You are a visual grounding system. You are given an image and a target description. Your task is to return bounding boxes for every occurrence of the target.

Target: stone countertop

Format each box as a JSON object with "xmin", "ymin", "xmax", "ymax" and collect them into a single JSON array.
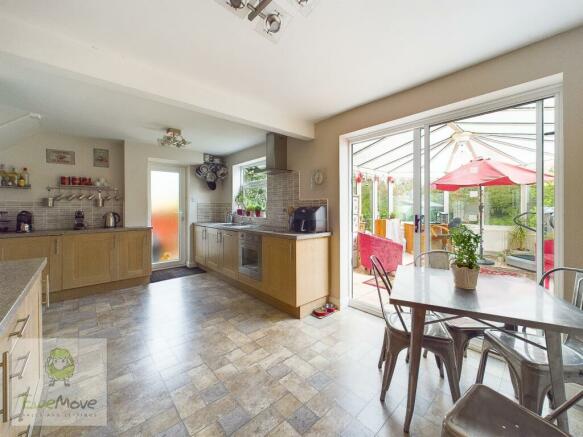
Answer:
[
  {"xmin": 0, "ymin": 258, "xmax": 46, "ymax": 332},
  {"xmin": 0, "ymin": 226, "xmax": 152, "ymax": 239},
  {"xmin": 197, "ymin": 223, "xmax": 332, "ymax": 240}
]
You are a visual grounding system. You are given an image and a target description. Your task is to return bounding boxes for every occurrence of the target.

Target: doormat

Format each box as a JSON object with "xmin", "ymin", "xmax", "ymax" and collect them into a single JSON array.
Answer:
[{"xmin": 150, "ymin": 266, "xmax": 206, "ymax": 283}]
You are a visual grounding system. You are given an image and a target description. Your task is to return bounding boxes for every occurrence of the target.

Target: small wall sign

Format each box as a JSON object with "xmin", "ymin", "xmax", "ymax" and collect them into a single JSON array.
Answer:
[
  {"xmin": 93, "ymin": 148, "xmax": 110, "ymax": 168},
  {"xmin": 46, "ymin": 149, "xmax": 75, "ymax": 165}
]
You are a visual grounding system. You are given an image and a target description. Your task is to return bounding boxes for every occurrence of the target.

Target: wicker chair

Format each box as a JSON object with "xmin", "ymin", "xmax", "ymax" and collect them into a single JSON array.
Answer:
[
  {"xmin": 371, "ymin": 255, "xmax": 461, "ymax": 403},
  {"xmin": 442, "ymin": 384, "xmax": 583, "ymax": 437},
  {"xmin": 476, "ymin": 267, "xmax": 583, "ymax": 414}
]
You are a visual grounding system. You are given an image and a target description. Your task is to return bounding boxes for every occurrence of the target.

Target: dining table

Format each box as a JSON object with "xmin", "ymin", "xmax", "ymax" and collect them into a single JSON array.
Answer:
[{"xmin": 390, "ymin": 264, "xmax": 583, "ymax": 433}]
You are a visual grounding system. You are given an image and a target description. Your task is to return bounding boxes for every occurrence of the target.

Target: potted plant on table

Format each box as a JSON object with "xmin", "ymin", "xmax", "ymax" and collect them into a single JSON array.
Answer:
[
  {"xmin": 235, "ymin": 188, "xmax": 245, "ymax": 215},
  {"xmin": 254, "ymin": 206, "xmax": 262, "ymax": 217},
  {"xmin": 450, "ymin": 225, "xmax": 481, "ymax": 290}
]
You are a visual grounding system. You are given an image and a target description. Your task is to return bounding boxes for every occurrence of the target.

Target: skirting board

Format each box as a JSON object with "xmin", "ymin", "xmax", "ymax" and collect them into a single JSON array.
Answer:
[{"xmin": 49, "ymin": 276, "xmax": 150, "ymax": 302}]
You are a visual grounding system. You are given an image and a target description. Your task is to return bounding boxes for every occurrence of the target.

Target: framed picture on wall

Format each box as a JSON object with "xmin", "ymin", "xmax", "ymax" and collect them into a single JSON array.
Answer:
[
  {"xmin": 46, "ymin": 149, "xmax": 75, "ymax": 165},
  {"xmin": 93, "ymin": 148, "xmax": 109, "ymax": 168}
]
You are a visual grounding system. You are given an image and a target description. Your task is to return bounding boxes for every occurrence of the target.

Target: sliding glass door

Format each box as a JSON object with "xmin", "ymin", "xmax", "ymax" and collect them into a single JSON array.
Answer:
[
  {"xmin": 149, "ymin": 164, "xmax": 186, "ymax": 269},
  {"xmin": 349, "ymin": 92, "xmax": 560, "ymax": 314}
]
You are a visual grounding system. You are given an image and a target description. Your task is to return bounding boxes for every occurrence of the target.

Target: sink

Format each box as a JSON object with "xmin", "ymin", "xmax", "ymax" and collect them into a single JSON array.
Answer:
[{"xmin": 214, "ymin": 223, "xmax": 256, "ymax": 229}]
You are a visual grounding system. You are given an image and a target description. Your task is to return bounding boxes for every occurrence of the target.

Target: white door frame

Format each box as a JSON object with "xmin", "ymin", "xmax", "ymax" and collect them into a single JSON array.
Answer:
[
  {"xmin": 340, "ymin": 75, "xmax": 564, "ymax": 311},
  {"xmin": 148, "ymin": 163, "xmax": 187, "ymax": 270}
]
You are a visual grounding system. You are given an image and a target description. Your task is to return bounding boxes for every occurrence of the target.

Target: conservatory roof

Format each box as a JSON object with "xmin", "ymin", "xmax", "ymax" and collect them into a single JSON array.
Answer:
[{"xmin": 352, "ymin": 100, "xmax": 555, "ymax": 179}]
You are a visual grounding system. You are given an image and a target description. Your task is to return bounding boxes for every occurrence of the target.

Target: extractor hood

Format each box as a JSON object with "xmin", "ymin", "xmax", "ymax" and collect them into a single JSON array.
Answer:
[{"xmin": 263, "ymin": 132, "xmax": 290, "ymax": 174}]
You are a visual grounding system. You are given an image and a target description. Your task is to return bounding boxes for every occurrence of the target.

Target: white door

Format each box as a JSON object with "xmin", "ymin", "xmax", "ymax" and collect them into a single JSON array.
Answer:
[{"xmin": 149, "ymin": 164, "xmax": 186, "ymax": 269}]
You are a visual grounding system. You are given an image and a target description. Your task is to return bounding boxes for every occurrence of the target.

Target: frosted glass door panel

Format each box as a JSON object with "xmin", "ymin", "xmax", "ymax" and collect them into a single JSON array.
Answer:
[{"xmin": 150, "ymin": 170, "xmax": 181, "ymax": 264}]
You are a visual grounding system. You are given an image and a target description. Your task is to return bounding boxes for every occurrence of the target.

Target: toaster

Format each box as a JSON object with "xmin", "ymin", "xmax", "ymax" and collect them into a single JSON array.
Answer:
[{"xmin": 291, "ymin": 206, "xmax": 327, "ymax": 233}]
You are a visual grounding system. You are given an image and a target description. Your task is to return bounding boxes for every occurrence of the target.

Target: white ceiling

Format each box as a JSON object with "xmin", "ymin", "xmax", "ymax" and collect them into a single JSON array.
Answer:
[
  {"xmin": 0, "ymin": 0, "xmax": 582, "ymax": 149},
  {"xmin": 0, "ymin": 54, "xmax": 267, "ymax": 154}
]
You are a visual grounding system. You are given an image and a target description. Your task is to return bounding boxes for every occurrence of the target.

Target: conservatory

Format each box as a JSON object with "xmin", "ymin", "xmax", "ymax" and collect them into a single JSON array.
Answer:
[{"xmin": 351, "ymin": 99, "xmax": 556, "ymax": 309}]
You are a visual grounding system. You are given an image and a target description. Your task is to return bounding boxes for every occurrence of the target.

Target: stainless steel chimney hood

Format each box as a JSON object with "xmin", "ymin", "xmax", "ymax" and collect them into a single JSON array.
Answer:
[{"xmin": 263, "ymin": 132, "xmax": 290, "ymax": 174}]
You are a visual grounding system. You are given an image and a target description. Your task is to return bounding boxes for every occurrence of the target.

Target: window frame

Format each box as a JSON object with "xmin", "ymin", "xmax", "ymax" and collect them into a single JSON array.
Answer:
[{"xmin": 233, "ymin": 157, "xmax": 267, "ymax": 213}]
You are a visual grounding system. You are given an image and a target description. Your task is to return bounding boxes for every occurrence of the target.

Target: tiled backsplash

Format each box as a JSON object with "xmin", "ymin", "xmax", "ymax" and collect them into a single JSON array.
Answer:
[
  {"xmin": 0, "ymin": 199, "xmax": 123, "ymax": 231},
  {"xmin": 197, "ymin": 172, "xmax": 328, "ymax": 232}
]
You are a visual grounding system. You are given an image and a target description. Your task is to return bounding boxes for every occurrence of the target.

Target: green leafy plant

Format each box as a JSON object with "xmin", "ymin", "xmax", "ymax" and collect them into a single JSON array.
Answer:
[
  {"xmin": 234, "ymin": 188, "xmax": 245, "ymax": 208},
  {"xmin": 389, "ymin": 212, "xmax": 397, "ymax": 220},
  {"xmin": 509, "ymin": 225, "xmax": 527, "ymax": 251},
  {"xmin": 450, "ymin": 225, "xmax": 481, "ymax": 270}
]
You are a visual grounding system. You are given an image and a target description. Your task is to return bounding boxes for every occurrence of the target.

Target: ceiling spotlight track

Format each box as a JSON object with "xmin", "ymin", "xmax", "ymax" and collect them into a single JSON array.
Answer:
[
  {"xmin": 247, "ymin": 0, "xmax": 273, "ymax": 21},
  {"xmin": 220, "ymin": 0, "xmax": 318, "ymax": 40}
]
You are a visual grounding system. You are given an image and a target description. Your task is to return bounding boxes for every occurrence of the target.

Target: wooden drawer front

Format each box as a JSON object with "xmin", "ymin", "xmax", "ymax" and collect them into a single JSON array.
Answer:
[
  {"xmin": 62, "ymin": 234, "xmax": 115, "ymax": 289},
  {"xmin": 262, "ymin": 237, "xmax": 296, "ymax": 306}
]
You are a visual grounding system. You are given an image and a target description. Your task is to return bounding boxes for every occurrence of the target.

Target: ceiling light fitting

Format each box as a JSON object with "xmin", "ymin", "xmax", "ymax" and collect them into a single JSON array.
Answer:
[
  {"xmin": 219, "ymin": 0, "xmax": 318, "ymax": 40},
  {"xmin": 158, "ymin": 128, "xmax": 190, "ymax": 148}
]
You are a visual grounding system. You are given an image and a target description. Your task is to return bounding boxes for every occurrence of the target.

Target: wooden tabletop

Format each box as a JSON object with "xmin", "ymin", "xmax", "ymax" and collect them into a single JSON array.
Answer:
[{"xmin": 390, "ymin": 265, "xmax": 583, "ymax": 334}]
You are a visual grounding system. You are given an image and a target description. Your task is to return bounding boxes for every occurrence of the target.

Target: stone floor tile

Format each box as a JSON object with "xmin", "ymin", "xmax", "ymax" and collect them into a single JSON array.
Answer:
[
  {"xmin": 201, "ymin": 382, "xmax": 230, "ymax": 405},
  {"xmin": 308, "ymin": 371, "xmax": 333, "ymax": 391},
  {"xmin": 279, "ymin": 372, "xmax": 318, "ymax": 403},
  {"xmin": 233, "ymin": 407, "xmax": 282, "ymax": 437},
  {"xmin": 266, "ymin": 421, "xmax": 301, "ymax": 437},
  {"xmin": 287, "ymin": 405, "xmax": 320, "ymax": 434},
  {"xmin": 218, "ymin": 406, "xmax": 251, "ymax": 435},
  {"xmin": 273, "ymin": 393, "xmax": 303, "ymax": 419}
]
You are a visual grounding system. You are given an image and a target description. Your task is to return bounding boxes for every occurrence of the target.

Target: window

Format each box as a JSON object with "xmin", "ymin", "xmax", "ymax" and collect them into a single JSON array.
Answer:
[{"xmin": 234, "ymin": 158, "xmax": 267, "ymax": 213}]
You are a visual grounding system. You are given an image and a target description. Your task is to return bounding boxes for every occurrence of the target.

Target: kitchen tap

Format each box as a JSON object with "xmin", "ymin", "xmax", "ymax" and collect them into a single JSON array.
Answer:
[{"xmin": 225, "ymin": 211, "xmax": 234, "ymax": 224}]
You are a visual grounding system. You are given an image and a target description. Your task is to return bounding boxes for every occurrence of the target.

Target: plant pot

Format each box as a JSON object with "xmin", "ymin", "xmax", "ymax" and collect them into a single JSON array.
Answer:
[
  {"xmin": 255, "ymin": 210, "xmax": 261, "ymax": 217},
  {"xmin": 236, "ymin": 209, "xmax": 243, "ymax": 216},
  {"xmin": 245, "ymin": 210, "xmax": 251, "ymax": 216},
  {"xmin": 451, "ymin": 263, "xmax": 480, "ymax": 290}
]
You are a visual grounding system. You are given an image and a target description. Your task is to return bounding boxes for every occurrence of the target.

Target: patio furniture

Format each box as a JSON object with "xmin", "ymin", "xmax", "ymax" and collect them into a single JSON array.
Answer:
[
  {"xmin": 390, "ymin": 264, "xmax": 583, "ymax": 433},
  {"xmin": 414, "ymin": 250, "xmax": 506, "ymax": 378},
  {"xmin": 476, "ymin": 267, "xmax": 583, "ymax": 415},
  {"xmin": 441, "ymin": 384, "xmax": 583, "ymax": 437},
  {"xmin": 371, "ymin": 256, "xmax": 461, "ymax": 404},
  {"xmin": 358, "ymin": 232, "xmax": 403, "ymax": 274}
]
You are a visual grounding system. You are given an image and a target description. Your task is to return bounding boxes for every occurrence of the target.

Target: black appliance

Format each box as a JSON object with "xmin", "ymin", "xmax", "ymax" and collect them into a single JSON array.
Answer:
[
  {"xmin": 74, "ymin": 210, "xmax": 87, "ymax": 230},
  {"xmin": 16, "ymin": 210, "xmax": 33, "ymax": 233},
  {"xmin": 291, "ymin": 206, "xmax": 327, "ymax": 233}
]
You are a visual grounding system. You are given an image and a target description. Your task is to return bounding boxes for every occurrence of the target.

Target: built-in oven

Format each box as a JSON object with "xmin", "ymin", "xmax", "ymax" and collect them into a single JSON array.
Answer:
[{"xmin": 239, "ymin": 232, "xmax": 262, "ymax": 281}]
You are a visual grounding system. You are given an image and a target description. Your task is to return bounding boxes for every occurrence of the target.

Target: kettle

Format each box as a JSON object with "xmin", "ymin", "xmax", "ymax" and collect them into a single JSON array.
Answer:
[{"xmin": 103, "ymin": 212, "xmax": 121, "ymax": 228}]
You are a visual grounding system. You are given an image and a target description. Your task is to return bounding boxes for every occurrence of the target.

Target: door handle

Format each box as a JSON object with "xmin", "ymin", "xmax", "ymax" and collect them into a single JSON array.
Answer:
[{"xmin": 414, "ymin": 214, "xmax": 420, "ymax": 233}]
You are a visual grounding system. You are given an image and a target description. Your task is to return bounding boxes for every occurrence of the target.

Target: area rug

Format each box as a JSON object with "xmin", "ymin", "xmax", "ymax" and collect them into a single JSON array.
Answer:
[{"xmin": 150, "ymin": 266, "xmax": 206, "ymax": 283}]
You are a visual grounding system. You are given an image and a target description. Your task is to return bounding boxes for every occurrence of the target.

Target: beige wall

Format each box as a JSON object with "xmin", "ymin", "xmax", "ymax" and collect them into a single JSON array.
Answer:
[
  {"xmin": 287, "ymin": 25, "xmax": 583, "ymax": 303},
  {"xmin": 0, "ymin": 132, "xmax": 123, "ymax": 201}
]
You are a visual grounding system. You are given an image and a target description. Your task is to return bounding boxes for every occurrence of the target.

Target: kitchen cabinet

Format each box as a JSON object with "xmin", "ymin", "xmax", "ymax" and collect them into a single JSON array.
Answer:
[
  {"xmin": 221, "ymin": 231, "xmax": 239, "ymax": 280},
  {"xmin": 0, "ymin": 236, "xmax": 62, "ymax": 292},
  {"xmin": 62, "ymin": 233, "xmax": 116, "ymax": 289},
  {"xmin": 262, "ymin": 237, "xmax": 296, "ymax": 306},
  {"xmin": 0, "ymin": 261, "xmax": 43, "ymax": 437},
  {"xmin": 194, "ymin": 224, "xmax": 330, "ymax": 318},
  {"xmin": 205, "ymin": 227, "xmax": 221, "ymax": 270},
  {"xmin": 194, "ymin": 225, "xmax": 207, "ymax": 265},
  {"xmin": 117, "ymin": 230, "xmax": 151, "ymax": 280}
]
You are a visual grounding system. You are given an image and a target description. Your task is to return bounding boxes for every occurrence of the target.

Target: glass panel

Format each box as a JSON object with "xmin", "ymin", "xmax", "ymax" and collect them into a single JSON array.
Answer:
[
  {"xmin": 351, "ymin": 128, "xmax": 414, "ymax": 312},
  {"xmin": 150, "ymin": 170, "xmax": 180, "ymax": 263},
  {"xmin": 543, "ymin": 97, "xmax": 556, "ymax": 292}
]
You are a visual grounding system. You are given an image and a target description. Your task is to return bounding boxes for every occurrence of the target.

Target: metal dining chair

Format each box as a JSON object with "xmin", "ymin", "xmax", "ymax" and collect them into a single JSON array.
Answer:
[
  {"xmin": 371, "ymin": 255, "xmax": 461, "ymax": 403},
  {"xmin": 476, "ymin": 267, "xmax": 583, "ymax": 414},
  {"xmin": 414, "ymin": 250, "xmax": 505, "ymax": 379},
  {"xmin": 441, "ymin": 384, "xmax": 583, "ymax": 437}
]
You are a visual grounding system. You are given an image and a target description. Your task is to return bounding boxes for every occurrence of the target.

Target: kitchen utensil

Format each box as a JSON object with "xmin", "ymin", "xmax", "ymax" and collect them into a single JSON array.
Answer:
[
  {"xmin": 77, "ymin": 193, "xmax": 87, "ymax": 200},
  {"xmin": 60, "ymin": 176, "xmax": 70, "ymax": 185},
  {"xmin": 67, "ymin": 193, "xmax": 77, "ymax": 201},
  {"xmin": 103, "ymin": 212, "xmax": 121, "ymax": 228},
  {"xmin": 71, "ymin": 176, "xmax": 80, "ymax": 185},
  {"xmin": 87, "ymin": 193, "xmax": 96, "ymax": 200}
]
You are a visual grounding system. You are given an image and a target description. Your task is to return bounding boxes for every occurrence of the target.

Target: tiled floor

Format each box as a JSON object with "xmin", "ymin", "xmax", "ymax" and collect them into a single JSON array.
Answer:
[{"xmin": 37, "ymin": 272, "xmax": 583, "ymax": 436}]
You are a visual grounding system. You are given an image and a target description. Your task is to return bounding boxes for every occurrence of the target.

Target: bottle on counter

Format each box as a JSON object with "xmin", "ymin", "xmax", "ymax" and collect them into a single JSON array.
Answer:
[
  {"xmin": 20, "ymin": 168, "xmax": 29, "ymax": 186},
  {"xmin": 0, "ymin": 164, "xmax": 6, "ymax": 186}
]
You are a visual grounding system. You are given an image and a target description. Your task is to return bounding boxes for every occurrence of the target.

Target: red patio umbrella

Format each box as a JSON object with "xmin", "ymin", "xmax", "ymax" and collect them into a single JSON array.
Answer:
[{"xmin": 432, "ymin": 158, "xmax": 552, "ymax": 264}]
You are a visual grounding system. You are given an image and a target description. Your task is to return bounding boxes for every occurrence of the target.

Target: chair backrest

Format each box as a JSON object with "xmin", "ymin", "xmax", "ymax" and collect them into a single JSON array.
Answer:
[
  {"xmin": 414, "ymin": 250, "xmax": 454, "ymax": 270},
  {"xmin": 370, "ymin": 255, "xmax": 408, "ymax": 332},
  {"xmin": 539, "ymin": 267, "xmax": 583, "ymax": 343}
]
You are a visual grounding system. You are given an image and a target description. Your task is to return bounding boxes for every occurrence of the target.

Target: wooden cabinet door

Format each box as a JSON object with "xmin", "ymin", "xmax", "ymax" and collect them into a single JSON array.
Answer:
[
  {"xmin": 262, "ymin": 237, "xmax": 296, "ymax": 306},
  {"xmin": 221, "ymin": 231, "xmax": 239, "ymax": 279},
  {"xmin": 62, "ymin": 234, "xmax": 115, "ymax": 289},
  {"xmin": 206, "ymin": 228, "xmax": 221, "ymax": 270},
  {"xmin": 0, "ymin": 236, "xmax": 62, "ymax": 292},
  {"xmin": 118, "ymin": 230, "xmax": 152, "ymax": 280},
  {"xmin": 194, "ymin": 226, "xmax": 207, "ymax": 265}
]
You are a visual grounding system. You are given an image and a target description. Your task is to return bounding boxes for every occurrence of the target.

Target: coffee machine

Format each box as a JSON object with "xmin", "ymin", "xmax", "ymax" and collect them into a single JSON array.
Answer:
[{"xmin": 16, "ymin": 210, "xmax": 33, "ymax": 233}]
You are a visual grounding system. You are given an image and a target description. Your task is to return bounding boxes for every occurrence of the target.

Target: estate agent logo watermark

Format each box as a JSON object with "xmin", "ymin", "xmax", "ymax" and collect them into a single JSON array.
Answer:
[{"xmin": 19, "ymin": 338, "xmax": 107, "ymax": 427}]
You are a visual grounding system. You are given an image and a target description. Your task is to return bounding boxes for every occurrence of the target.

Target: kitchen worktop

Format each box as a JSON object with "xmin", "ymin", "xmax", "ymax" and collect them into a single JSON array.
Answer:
[
  {"xmin": 0, "ymin": 258, "xmax": 45, "ymax": 331},
  {"xmin": 199, "ymin": 223, "xmax": 331, "ymax": 240},
  {"xmin": 0, "ymin": 226, "xmax": 152, "ymax": 239}
]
